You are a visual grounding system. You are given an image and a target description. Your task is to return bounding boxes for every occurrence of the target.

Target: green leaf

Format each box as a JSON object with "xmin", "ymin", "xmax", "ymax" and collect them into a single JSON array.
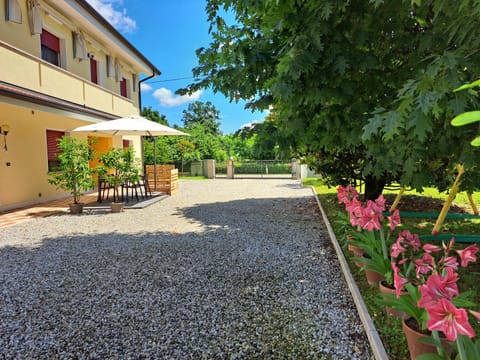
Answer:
[
  {"xmin": 454, "ymin": 79, "xmax": 480, "ymax": 92},
  {"xmin": 362, "ymin": 114, "xmax": 383, "ymax": 140},
  {"xmin": 451, "ymin": 111, "xmax": 480, "ymax": 126},
  {"xmin": 471, "ymin": 136, "xmax": 480, "ymax": 146}
]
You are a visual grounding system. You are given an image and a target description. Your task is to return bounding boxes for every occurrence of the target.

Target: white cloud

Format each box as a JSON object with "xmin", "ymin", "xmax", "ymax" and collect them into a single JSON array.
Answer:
[
  {"xmin": 153, "ymin": 88, "xmax": 202, "ymax": 107},
  {"xmin": 140, "ymin": 83, "xmax": 152, "ymax": 92},
  {"xmin": 85, "ymin": 0, "xmax": 137, "ymax": 34}
]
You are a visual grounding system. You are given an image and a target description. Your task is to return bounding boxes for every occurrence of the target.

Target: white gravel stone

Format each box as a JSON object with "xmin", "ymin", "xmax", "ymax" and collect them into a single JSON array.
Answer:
[{"xmin": 0, "ymin": 179, "xmax": 373, "ymax": 359}]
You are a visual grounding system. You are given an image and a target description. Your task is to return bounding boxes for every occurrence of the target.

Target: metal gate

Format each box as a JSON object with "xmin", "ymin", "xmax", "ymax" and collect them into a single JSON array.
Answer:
[{"xmin": 222, "ymin": 160, "xmax": 292, "ymax": 179}]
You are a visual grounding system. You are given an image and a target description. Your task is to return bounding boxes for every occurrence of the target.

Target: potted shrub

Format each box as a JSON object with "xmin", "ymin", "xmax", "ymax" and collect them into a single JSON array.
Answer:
[{"xmin": 48, "ymin": 136, "xmax": 95, "ymax": 214}]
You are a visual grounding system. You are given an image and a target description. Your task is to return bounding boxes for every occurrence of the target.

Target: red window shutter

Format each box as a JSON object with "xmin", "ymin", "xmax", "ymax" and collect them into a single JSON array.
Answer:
[
  {"xmin": 123, "ymin": 140, "xmax": 132, "ymax": 149},
  {"xmin": 120, "ymin": 78, "xmax": 127, "ymax": 97},
  {"xmin": 90, "ymin": 57, "xmax": 98, "ymax": 84},
  {"xmin": 41, "ymin": 30, "xmax": 60, "ymax": 52},
  {"xmin": 46, "ymin": 130, "xmax": 64, "ymax": 161}
]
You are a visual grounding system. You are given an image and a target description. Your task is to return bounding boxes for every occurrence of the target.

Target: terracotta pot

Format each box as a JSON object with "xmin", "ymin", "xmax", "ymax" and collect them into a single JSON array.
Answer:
[
  {"xmin": 69, "ymin": 203, "xmax": 84, "ymax": 214},
  {"xmin": 364, "ymin": 268, "xmax": 385, "ymax": 286},
  {"xmin": 110, "ymin": 202, "xmax": 124, "ymax": 213},
  {"xmin": 379, "ymin": 281, "xmax": 407, "ymax": 318},
  {"xmin": 402, "ymin": 318, "xmax": 450, "ymax": 360},
  {"xmin": 347, "ymin": 243, "xmax": 365, "ymax": 267}
]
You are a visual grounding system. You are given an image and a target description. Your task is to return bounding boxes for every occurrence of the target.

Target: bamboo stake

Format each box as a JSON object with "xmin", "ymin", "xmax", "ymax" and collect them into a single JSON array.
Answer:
[
  {"xmin": 389, "ymin": 187, "xmax": 405, "ymax": 212},
  {"xmin": 467, "ymin": 193, "xmax": 479, "ymax": 215},
  {"xmin": 432, "ymin": 164, "xmax": 465, "ymax": 235}
]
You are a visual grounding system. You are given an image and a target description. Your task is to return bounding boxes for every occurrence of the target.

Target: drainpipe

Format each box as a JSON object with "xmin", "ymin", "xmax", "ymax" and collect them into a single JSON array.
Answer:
[
  {"xmin": 138, "ymin": 71, "xmax": 159, "ymax": 112},
  {"xmin": 138, "ymin": 70, "xmax": 160, "ymax": 191}
]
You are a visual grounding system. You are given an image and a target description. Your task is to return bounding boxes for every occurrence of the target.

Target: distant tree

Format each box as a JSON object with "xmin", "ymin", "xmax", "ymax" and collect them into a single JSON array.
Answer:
[
  {"xmin": 182, "ymin": 101, "xmax": 222, "ymax": 135},
  {"xmin": 141, "ymin": 107, "xmax": 169, "ymax": 126},
  {"xmin": 175, "ymin": 139, "xmax": 196, "ymax": 174}
]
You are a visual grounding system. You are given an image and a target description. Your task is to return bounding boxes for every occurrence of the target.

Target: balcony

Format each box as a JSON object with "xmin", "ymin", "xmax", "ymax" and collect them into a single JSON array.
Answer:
[{"xmin": 0, "ymin": 40, "xmax": 137, "ymax": 117}]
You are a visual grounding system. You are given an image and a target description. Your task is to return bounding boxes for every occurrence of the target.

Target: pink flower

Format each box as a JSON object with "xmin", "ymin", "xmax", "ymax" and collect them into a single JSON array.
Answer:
[
  {"xmin": 392, "ymin": 262, "xmax": 409, "ymax": 298},
  {"xmin": 439, "ymin": 256, "xmax": 459, "ymax": 270},
  {"xmin": 423, "ymin": 243, "xmax": 442, "ymax": 253},
  {"xmin": 360, "ymin": 203, "xmax": 382, "ymax": 231},
  {"xmin": 388, "ymin": 209, "xmax": 401, "ymax": 231},
  {"xmin": 426, "ymin": 298, "xmax": 475, "ymax": 341},
  {"xmin": 374, "ymin": 195, "xmax": 386, "ymax": 213},
  {"xmin": 397, "ymin": 230, "xmax": 421, "ymax": 251},
  {"xmin": 414, "ymin": 253, "xmax": 434, "ymax": 278},
  {"xmin": 337, "ymin": 186, "xmax": 348, "ymax": 203},
  {"xmin": 391, "ymin": 240, "xmax": 406, "ymax": 258},
  {"xmin": 418, "ymin": 268, "xmax": 459, "ymax": 309},
  {"xmin": 443, "ymin": 238, "xmax": 456, "ymax": 253},
  {"xmin": 470, "ymin": 310, "xmax": 480, "ymax": 321},
  {"xmin": 456, "ymin": 244, "xmax": 479, "ymax": 268}
]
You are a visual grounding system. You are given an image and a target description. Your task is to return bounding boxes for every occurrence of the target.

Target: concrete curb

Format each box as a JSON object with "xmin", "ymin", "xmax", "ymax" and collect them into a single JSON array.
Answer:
[{"xmin": 309, "ymin": 186, "xmax": 389, "ymax": 360}]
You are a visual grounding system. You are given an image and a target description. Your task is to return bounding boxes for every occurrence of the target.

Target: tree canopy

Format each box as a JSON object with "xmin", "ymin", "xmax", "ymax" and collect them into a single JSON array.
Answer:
[{"xmin": 183, "ymin": 0, "xmax": 480, "ymax": 198}]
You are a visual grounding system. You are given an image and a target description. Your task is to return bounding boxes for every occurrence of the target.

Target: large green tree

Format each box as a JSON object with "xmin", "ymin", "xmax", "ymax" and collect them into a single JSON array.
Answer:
[
  {"xmin": 182, "ymin": 101, "xmax": 222, "ymax": 135},
  {"xmin": 183, "ymin": 0, "xmax": 480, "ymax": 198}
]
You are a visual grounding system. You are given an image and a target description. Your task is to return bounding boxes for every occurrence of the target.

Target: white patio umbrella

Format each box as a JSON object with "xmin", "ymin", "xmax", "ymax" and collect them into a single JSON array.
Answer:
[
  {"xmin": 71, "ymin": 115, "xmax": 188, "ymax": 136},
  {"xmin": 71, "ymin": 115, "xmax": 189, "ymax": 191}
]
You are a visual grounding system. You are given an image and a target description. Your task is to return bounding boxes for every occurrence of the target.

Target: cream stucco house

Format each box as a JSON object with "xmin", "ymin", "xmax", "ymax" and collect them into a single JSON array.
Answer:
[{"xmin": 0, "ymin": 0, "xmax": 160, "ymax": 211}]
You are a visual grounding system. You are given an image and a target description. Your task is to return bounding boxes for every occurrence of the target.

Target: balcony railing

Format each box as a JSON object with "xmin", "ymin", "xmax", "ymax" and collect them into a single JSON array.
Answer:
[{"xmin": 0, "ymin": 40, "xmax": 137, "ymax": 117}]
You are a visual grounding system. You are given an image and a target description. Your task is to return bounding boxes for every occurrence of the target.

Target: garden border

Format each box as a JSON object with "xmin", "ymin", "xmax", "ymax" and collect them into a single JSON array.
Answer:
[{"xmin": 308, "ymin": 186, "xmax": 389, "ymax": 360}]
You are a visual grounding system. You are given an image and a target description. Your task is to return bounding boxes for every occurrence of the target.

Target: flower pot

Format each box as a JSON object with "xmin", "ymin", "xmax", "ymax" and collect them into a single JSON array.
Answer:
[
  {"xmin": 347, "ymin": 243, "xmax": 365, "ymax": 267},
  {"xmin": 379, "ymin": 280, "xmax": 407, "ymax": 318},
  {"xmin": 69, "ymin": 203, "xmax": 84, "ymax": 214},
  {"xmin": 110, "ymin": 202, "xmax": 124, "ymax": 213},
  {"xmin": 402, "ymin": 318, "xmax": 450, "ymax": 360},
  {"xmin": 364, "ymin": 268, "xmax": 385, "ymax": 286}
]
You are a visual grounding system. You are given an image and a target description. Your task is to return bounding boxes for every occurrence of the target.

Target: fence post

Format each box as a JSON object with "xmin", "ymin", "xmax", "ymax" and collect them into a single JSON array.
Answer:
[
  {"xmin": 203, "ymin": 159, "xmax": 216, "ymax": 179},
  {"xmin": 227, "ymin": 158, "xmax": 235, "ymax": 179}
]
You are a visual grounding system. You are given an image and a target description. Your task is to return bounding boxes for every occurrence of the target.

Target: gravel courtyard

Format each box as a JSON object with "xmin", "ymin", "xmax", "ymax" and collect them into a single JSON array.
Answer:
[{"xmin": 0, "ymin": 179, "xmax": 372, "ymax": 359}]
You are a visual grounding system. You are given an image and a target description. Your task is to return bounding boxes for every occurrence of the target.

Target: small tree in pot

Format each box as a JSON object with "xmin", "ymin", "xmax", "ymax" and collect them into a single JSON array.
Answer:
[
  {"xmin": 48, "ymin": 136, "xmax": 95, "ymax": 214},
  {"xmin": 98, "ymin": 147, "xmax": 138, "ymax": 211}
]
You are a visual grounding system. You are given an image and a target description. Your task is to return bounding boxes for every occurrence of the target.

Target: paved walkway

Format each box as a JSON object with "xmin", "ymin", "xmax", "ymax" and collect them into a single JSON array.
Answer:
[{"xmin": 0, "ymin": 179, "xmax": 372, "ymax": 359}]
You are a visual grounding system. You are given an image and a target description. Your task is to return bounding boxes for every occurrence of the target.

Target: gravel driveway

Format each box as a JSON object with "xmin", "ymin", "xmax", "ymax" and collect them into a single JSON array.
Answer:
[{"xmin": 0, "ymin": 179, "xmax": 372, "ymax": 359}]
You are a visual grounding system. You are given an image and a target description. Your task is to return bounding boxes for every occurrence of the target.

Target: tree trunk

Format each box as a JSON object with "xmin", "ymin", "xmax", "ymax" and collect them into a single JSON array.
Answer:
[{"xmin": 364, "ymin": 175, "xmax": 386, "ymax": 200}]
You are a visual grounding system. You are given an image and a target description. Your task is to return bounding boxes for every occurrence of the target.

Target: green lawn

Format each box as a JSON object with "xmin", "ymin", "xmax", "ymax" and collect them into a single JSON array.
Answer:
[{"xmin": 304, "ymin": 178, "xmax": 479, "ymax": 360}]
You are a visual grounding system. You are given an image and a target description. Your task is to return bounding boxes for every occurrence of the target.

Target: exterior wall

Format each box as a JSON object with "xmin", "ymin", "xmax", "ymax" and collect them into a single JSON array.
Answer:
[
  {"xmin": 0, "ymin": 0, "xmax": 154, "ymax": 211},
  {"xmin": 0, "ymin": 101, "xmax": 130, "ymax": 211},
  {"xmin": 0, "ymin": 0, "xmax": 140, "ymax": 112}
]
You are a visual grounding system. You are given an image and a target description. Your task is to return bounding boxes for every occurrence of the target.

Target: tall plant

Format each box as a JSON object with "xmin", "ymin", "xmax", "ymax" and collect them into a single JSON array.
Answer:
[{"xmin": 48, "ymin": 136, "xmax": 95, "ymax": 204}]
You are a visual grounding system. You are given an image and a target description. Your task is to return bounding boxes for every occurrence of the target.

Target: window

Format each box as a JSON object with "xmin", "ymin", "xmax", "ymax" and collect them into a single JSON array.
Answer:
[
  {"xmin": 120, "ymin": 77, "xmax": 128, "ymax": 98},
  {"xmin": 123, "ymin": 139, "xmax": 133, "ymax": 149},
  {"xmin": 90, "ymin": 57, "xmax": 98, "ymax": 84},
  {"xmin": 46, "ymin": 130, "xmax": 64, "ymax": 171},
  {"xmin": 41, "ymin": 29, "xmax": 60, "ymax": 66}
]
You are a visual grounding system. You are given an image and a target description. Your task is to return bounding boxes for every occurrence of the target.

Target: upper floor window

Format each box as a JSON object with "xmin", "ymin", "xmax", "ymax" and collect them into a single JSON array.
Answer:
[
  {"xmin": 120, "ymin": 77, "xmax": 129, "ymax": 98},
  {"xmin": 90, "ymin": 57, "xmax": 98, "ymax": 84},
  {"xmin": 41, "ymin": 29, "xmax": 60, "ymax": 66}
]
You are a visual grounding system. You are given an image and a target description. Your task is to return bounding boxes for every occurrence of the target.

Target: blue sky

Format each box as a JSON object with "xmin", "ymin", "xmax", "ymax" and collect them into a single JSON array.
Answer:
[{"xmin": 85, "ymin": 0, "xmax": 266, "ymax": 134}]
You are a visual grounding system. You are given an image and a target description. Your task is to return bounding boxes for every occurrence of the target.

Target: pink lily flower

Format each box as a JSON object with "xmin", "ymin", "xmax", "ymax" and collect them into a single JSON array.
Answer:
[
  {"xmin": 337, "ymin": 186, "xmax": 348, "ymax": 203},
  {"xmin": 388, "ymin": 209, "xmax": 401, "ymax": 231},
  {"xmin": 391, "ymin": 240, "xmax": 406, "ymax": 258},
  {"xmin": 414, "ymin": 253, "xmax": 434, "ymax": 278},
  {"xmin": 456, "ymin": 244, "xmax": 479, "ymax": 268},
  {"xmin": 426, "ymin": 298, "xmax": 475, "ymax": 341},
  {"xmin": 423, "ymin": 243, "xmax": 442, "ymax": 253},
  {"xmin": 439, "ymin": 256, "xmax": 459, "ymax": 270},
  {"xmin": 470, "ymin": 310, "xmax": 480, "ymax": 321},
  {"xmin": 418, "ymin": 268, "xmax": 459, "ymax": 309},
  {"xmin": 392, "ymin": 262, "xmax": 410, "ymax": 298},
  {"xmin": 374, "ymin": 194, "xmax": 386, "ymax": 213},
  {"xmin": 360, "ymin": 204, "xmax": 382, "ymax": 231}
]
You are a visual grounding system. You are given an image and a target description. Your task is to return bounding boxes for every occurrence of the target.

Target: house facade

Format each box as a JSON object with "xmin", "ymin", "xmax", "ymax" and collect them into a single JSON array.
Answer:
[{"xmin": 0, "ymin": 0, "xmax": 160, "ymax": 211}]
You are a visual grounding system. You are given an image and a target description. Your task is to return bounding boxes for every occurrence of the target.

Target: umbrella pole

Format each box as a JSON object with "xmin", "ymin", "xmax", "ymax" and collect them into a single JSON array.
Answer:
[{"xmin": 153, "ymin": 136, "xmax": 157, "ymax": 192}]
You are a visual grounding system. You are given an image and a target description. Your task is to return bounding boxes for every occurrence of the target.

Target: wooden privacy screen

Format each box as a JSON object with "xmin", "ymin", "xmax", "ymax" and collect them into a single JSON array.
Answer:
[{"xmin": 145, "ymin": 165, "xmax": 178, "ymax": 195}]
